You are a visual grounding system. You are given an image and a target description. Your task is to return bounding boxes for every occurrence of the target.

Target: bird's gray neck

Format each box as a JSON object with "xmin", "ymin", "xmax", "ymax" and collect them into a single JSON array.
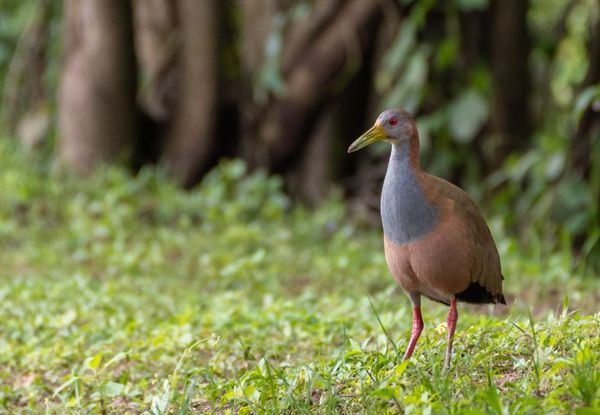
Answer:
[{"xmin": 381, "ymin": 141, "xmax": 439, "ymax": 245}]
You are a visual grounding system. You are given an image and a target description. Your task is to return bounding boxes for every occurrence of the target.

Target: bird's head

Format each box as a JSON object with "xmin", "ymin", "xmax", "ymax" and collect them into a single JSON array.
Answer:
[{"xmin": 347, "ymin": 108, "xmax": 416, "ymax": 153}]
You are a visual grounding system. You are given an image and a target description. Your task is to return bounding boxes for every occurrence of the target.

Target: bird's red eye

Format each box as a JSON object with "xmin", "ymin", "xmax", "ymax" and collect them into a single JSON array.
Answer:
[{"xmin": 389, "ymin": 117, "xmax": 398, "ymax": 126}]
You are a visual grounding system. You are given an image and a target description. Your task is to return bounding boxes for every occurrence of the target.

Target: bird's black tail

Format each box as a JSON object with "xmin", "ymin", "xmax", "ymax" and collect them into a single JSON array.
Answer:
[{"xmin": 456, "ymin": 282, "xmax": 506, "ymax": 305}]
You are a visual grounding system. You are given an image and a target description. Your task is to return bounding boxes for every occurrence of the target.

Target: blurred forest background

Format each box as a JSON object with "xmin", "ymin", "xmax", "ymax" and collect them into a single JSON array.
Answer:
[
  {"xmin": 1, "ymin": 1, "xmax": 600, "ymax": 411},
  {"xmin": 0, "ymin": 0, "xmax": 599, "ymax": 270}
]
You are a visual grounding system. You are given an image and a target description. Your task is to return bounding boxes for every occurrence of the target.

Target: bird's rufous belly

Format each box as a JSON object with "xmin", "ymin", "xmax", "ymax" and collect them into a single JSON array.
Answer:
[{"xmin": 383, "ymin": 222, "xmax": 472, "ymax": 303}]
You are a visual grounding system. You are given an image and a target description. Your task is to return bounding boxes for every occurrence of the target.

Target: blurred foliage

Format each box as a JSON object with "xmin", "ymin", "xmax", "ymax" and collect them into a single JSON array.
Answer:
[
  {"xmin": 0, "ymin": 1, "xmax": 36, "ymax": 66},
  {"xmin": 0, "ymin": 0, "xmax": 60, "ymax": 148},
  {"xmin": 0, "ymin": 0, "xmax": 598, "ymax": 267},
  {"xmin": 0, "ymin": 1, "xmax": 599, "ymax": 411},
  {"xmin": 0, "ymin": 139, "xmax": 599, "ymax": 412}
]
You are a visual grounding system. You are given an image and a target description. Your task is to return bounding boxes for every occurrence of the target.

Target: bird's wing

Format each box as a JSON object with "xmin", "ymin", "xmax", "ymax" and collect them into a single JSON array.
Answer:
[{"xmin": 423, "ymin": 174, "xmax": 504, "ymax": 297}]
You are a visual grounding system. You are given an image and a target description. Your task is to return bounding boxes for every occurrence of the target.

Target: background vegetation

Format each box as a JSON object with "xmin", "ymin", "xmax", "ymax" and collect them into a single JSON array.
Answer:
[{"xmin": 0, "ymin": 0, "xmax": 599, "ymax": 413}]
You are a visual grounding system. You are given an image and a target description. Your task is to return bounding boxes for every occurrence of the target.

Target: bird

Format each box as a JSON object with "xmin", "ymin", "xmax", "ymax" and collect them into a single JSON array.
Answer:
[{"xmin": 347, "ymin": 108, "xmax": 506, "ymax": 370}]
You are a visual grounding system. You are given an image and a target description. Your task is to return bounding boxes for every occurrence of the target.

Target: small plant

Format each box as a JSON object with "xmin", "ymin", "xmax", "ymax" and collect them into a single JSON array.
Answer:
[{"xmin": 568, "ymin": 345, "xmax": 600, "ymax": 407}]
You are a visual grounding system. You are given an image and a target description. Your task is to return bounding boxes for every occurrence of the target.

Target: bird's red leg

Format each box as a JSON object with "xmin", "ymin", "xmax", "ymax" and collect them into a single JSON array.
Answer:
[
  {"xmin": 403, "ymin": 305, "xmax": 424, "ymax": 361},
  {"xmin": 444, "ymin": 297, "xmax": 458, "ymax": 371}
]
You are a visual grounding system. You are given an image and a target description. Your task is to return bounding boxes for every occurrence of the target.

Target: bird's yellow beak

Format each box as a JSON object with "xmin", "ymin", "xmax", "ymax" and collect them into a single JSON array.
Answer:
[{"xmin": 347, "ymin": 124, "xmax": 386, "ymax": 153}]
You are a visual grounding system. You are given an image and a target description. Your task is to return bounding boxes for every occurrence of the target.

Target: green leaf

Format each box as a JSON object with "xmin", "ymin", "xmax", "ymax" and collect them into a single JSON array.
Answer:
[
  {"xmin": 394, "ymin": 360, "xmax": 409, "ymax": 377},
  {"xmin": 87, "ymin": 353, "xmax": 103, "ymax": 371},
  {"xmin": 53, "ymin": 376, "xmax": 80, "ymax": 397},
  {"xmin": 372, "ymin": 386, "xmax": 397, "ymax": 399},
  {"xmin": 435, "ymin": 37, "xmax": 459, "ymax": 70},
  {"xmin": 102, "ymin": 381, "xmax": 125, "ymax": 397},
  {"xmin": 574, "ymin": 84, "xmax": 600, "ymax": 120},
  {"xmin": 102, "ymin": 351, "xmax": 129, "ymax": 371},
  {"xmin": 485, "ymin": 372, "xmax": 504, "ymax": 415},
  {"xmin": 448, "ymin": 89, "xmax": 488, "ymax": 143}
]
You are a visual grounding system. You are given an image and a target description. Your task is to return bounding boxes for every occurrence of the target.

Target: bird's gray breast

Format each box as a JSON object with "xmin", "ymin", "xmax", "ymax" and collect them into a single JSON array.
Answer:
[{"xmin": 380, "ymin": 144, "xmax": 439, "ymax": 245}]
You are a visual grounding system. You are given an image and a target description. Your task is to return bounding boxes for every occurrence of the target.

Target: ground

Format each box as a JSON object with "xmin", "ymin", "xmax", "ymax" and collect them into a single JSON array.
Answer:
[{"xmin": 0, "ymin": 142, "xmax": 599, "ymax": 414}]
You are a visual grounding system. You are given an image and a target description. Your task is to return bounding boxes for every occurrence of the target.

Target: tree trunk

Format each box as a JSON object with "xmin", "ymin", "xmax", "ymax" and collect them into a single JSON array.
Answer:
[
  {"xmin": 160, "ymin": 0, "xmax": 219, "ymax": 187},
  {"xmin": 258, "ymin": 0, "xmax": 382, "ymax": 172},
  {"xmin": 238, "ymin": 0, "xmax": 277, "ymax": 166},
  {"xmin": 133, "ymin": 0, "xmax": 178, "ymax": 122},
  {"xmin": 58, "ymin": 0, "xmax": 137, "ymax": 173},
  {"xmin": 286, "ymin": 59, "xmax": 375, "ymax": 207},
  {"xmin": 131, "ymin": 0, "xmax": 178, "ymax": 166},
  {"xmin": 281, "ymin": 0, "xmax": 345, "ymax": 76},
  {"xmin": 285, "ymin": 105, "xmax": 337, "ymax": 207},
  {"xmin": 489, "ymin": 0, "xmax": 530, "ymax": 167},
  {"xmin": 239, "ymin": 0, "xmax": 275, "ymax": 76}
]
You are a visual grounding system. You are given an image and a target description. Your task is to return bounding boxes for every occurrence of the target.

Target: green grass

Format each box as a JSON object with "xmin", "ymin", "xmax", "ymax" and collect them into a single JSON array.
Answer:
[{"xmin": 1, "ymin": 141, "xmax": 599, "ymax": 414}]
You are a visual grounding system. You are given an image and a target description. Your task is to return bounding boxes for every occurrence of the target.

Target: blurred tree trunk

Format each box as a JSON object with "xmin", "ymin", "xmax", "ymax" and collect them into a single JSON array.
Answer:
[
  {"xmin": 132, "ymin": 0, "xmax": 178, "ymax": 166},
  {"xmin": 258, "ymin": 0, "xmax": 382, "ymax": 173},
  {"xmin": 58, "ymin": 0, "xmax": 137, "ymax": 173},
  {"xmin": 286, "ymin": 105, "xmax": 337, "ymax": 206},
  {"xmin": 133, "ymin": 0, "xmax": 178, "ymax": 122},
  {"xmin": 238, "ymin": 0, "xmax": 276, "ymax": 165},
  {"xmin": 280, "ymin": 0, "xmax": 345, "ymax": 76},
  {"xmin": 212, "ymin": 2, "xmax": 242, "ymax": 162},
  {"xmin": 160, "ymin": 0, "xmax": 219, "ymax": 187},
  {"xmin": 571, "ymin": 14, "xmax": 600, "ymax": 179},
  {"xmin": 287, "ymin": 57, "xmax": 376, "ymax": 207},
  {"xmin": 459, "ymin": 9, "xmax": 489, "ymax": 71},
  {"xmin": 489, "ymin": 0, "xmax": 530, "ymax": 168}
]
